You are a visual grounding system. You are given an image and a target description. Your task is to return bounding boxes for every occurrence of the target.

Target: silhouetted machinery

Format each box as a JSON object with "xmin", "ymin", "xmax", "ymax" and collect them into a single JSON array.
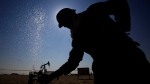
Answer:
[{"xmin": 28, "ymin": 61, "xmax": 50, "ymax": 84}]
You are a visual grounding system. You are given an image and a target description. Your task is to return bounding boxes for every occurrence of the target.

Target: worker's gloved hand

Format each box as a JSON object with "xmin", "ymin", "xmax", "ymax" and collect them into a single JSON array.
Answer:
[{"xmin": 38, "ymin": 74, "xmax": 53, "ymax": 84}]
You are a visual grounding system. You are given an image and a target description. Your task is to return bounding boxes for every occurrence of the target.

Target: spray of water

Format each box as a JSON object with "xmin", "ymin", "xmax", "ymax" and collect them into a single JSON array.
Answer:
[{"xmin": 27, "ymin": 5, "xmax": 46, "ymax": 71}]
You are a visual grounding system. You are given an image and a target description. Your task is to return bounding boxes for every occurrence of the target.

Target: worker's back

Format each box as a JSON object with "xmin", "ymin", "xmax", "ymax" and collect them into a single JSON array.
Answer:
[
  {"xmin": 72, "ymin": 2, "xmax": 150, "ymax": 83},
  {"xmin": 73, "ymin": 2, "xmax": 127, "ymax": 57}
]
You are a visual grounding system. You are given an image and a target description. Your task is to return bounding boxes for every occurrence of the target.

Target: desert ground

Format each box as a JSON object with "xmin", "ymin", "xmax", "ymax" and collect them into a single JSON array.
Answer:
[{"xmin": 0, "ymin": 74, "xmax": 94, "ymax": 84}]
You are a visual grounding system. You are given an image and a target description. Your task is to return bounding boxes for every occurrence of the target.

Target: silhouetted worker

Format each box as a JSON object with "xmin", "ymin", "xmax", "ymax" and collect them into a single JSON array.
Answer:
[{"xmin": 39, "ymin": 0, "xmax": 150, "ymax": 84}]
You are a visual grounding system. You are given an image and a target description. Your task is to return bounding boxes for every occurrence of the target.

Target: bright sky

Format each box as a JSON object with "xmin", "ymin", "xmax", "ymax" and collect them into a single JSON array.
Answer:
[{"xmin": 0, "ymin": 0, "xmax": 150, "ymax": 75}]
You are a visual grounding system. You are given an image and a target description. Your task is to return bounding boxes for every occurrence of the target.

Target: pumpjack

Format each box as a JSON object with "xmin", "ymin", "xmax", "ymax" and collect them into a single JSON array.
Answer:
[{"xmin": 28, "ymin": 61, "xmax": 50, "ymax": 84}]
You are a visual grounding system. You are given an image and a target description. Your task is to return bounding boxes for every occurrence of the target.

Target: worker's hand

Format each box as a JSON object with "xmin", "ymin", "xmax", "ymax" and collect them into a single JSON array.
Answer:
[{"xmin": 38, "ymin": 74, "xmax": 53, "ymax": 84}]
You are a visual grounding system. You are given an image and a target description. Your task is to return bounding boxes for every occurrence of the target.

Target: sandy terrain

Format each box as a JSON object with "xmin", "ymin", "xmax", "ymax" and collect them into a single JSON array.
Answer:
[{"xmin": 0, "ymin": 75, "xmax": 94, "ymax": 84}]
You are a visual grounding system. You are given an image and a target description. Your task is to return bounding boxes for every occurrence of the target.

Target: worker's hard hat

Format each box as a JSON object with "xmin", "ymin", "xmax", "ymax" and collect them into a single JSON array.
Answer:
[{"xmin": 56, "ymin": 8, "xmax": 75, "ymax": 28}]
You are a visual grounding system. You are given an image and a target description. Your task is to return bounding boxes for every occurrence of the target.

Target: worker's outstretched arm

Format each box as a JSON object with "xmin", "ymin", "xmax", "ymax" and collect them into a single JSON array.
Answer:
[{"xmin": 43, "ymin": 46, "xmax": 84, "ymax": 83}]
